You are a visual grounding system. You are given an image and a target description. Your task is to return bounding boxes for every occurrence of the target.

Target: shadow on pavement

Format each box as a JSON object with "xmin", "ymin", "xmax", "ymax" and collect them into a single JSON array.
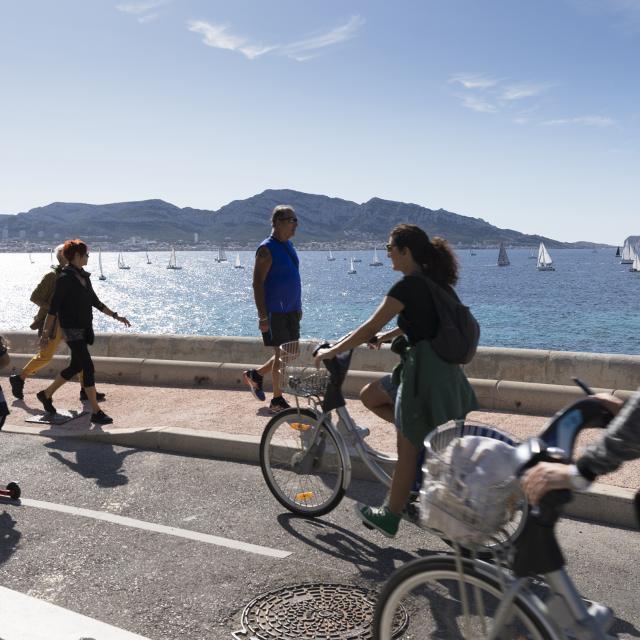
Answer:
[
  {"xmin": 277, "ymin": 513, "xmax": 439, "ymax": 581},
  {"xmin": 0, "ymin": 510, "xmax": 21, "ymax": 567},
  {"xmin": 44, "ymin": 438, "xmax": 138, "ymax": 488}
]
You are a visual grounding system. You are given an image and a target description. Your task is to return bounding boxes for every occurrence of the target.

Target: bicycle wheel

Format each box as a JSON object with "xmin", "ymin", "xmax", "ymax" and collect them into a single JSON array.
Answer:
[
  {"xmin": 373, "ymin": 556, "xmax": 554, "ymax": 640},
  {"xmin": 260, "ymin": 408, "xmax": 347, "ymax": 517}
]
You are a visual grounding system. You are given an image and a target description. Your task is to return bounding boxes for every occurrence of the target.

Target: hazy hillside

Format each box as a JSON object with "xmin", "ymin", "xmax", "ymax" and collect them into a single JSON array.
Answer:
[{"xmin": 0, "ymin": 189, "xmax": 595, "ymax": 248}]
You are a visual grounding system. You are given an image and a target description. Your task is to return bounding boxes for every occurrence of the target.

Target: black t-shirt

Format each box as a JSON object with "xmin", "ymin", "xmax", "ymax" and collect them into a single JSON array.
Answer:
[{"xmin": 387, "ymin": 275, "xmax": 446, "ymax": 344}]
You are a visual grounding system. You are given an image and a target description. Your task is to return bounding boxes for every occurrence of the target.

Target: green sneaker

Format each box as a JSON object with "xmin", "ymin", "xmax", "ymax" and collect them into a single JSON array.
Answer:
[{"xmin": 355, "ymin": 502, "xmax": 401, "ymax": 538}]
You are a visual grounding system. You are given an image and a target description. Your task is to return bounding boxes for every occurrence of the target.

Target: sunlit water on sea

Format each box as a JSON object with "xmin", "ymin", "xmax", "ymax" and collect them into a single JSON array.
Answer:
[{"xmin": 1, "ymin": 248, "xmax": 638, "ymax": 354}]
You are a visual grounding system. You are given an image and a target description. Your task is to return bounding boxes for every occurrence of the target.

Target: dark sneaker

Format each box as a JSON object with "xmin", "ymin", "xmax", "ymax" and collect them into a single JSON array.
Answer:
[
  {"xmin": 91, "ymin": 410, "xmax": 113, "ymax": 425},
  {"xmin": 80, "ymin": 389, "xmax": 106, "ymax": 402},
  {"xmin": 9, "ymin": 374, "xmax": 25, "ymax": 400},
  {"xmin": 269, "ymin": 396, "xmax": 291, "ymax": 413},
  {"xmin": 243, "ymin": 369, "xmax": 265, "ymax": 401},
  {"xmin": 36, "ymin": 390, "xmax": 56, "ymax": 415},
  {"xmin": 355, "ymin": 502, "xmax": 400, "ymax": 538}
]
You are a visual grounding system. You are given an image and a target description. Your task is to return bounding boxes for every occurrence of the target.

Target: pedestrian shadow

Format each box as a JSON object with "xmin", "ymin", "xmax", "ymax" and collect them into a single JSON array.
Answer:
[
  {"xmin": 276, "ymin": 513, "xmax": 437, "ymax": 581},
  {"xmin": 609, "ymin": 617, "xmax": 640, "ymax": 638},
  {"xmin": 0, "ymin": 510, "xmax": 21, "ymax": 567},
  {"xmin": 256, "ymin": 407, "xmax": 273, "ymax": 417},
  {"xmin": 44, "ymin": 438, "xmax": 138, "ymax": 488},
  {"xmin": 10, "ymin": 399, "xmax": 42, "ymax": 417}
]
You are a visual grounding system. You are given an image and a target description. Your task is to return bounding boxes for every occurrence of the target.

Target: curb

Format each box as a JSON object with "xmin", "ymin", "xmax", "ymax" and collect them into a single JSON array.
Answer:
[{"xmin": 3, "ymin": 422, "xmax": 637, "ymax": 531}]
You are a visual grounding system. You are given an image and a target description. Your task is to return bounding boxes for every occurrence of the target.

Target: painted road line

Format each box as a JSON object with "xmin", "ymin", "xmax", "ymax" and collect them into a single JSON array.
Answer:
[
  {"xmin": 21, "ymin": 498, "xmax": 291, "ymax": 559},
  {"xmin": 0, "ymin": 585, "xmax": 150, "ymax": 640}
]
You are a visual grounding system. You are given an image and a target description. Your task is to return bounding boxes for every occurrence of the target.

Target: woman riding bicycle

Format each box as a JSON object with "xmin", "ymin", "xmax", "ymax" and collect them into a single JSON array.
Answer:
[{"xmin": 315, "ymin": 223, "xmax": 477, "ymax": 537}]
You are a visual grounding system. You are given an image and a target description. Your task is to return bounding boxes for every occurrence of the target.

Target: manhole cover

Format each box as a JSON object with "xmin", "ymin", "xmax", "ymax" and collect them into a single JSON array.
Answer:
[{"xmin": 232, "ymin": 582, "xmax": 408, "ymax": 639}]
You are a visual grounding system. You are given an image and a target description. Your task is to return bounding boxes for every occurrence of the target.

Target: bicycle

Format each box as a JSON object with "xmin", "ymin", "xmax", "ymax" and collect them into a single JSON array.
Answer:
[
  {"xmin": 259, "ymin": 340, "xmax": 527, "ymax": 551},
  {"xmin": 373, "ymin": 392, "xmax": 617, "ymax": 639}
]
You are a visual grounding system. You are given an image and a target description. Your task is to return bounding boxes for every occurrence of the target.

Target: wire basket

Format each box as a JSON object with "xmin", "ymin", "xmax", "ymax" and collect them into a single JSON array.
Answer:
[
  {"xmin": 420, "ymin": 422, "xmax": 524, "ymax": 547},
  {"xmin": 279, "ymin": 341, "xmax": 330, "ymax": 398}
]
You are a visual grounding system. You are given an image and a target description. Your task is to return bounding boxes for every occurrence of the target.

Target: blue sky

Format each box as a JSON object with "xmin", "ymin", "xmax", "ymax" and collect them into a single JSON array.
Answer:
[{"xmin": 0, "ymin": 0, "xmax": 638, "ymax": 244}]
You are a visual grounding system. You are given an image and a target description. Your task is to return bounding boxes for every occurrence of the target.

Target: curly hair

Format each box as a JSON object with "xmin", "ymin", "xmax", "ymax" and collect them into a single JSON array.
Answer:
[
  {"xmin": 390, "ymin": 223, "xmax": 459, "ymax": 286},
  {"xmin": 62, "ymin": 239, "xmax": 88, "ymax": 262}
]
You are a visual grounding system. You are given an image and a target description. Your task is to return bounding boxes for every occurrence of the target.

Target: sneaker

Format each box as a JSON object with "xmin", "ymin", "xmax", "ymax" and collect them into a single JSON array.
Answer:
[
  {"xmin": 9, "ymin": 374, "xmax": 24, "ymax": 400},
  {"xmin": 91, "ymin": 410, "xmax": 113, "ymax": 425},
  {"xmin": 242, "ymin": 369, "xmax": 265, "ymax": 402},
  {"xmin": 269, "ymin": 395, "xmax": 291, "ymax": 413},
  {"xmin": 80, "ymin": 389, "xmax": 106, "ymax": 402},
  {"xmin": 36, "ymin": 390, "xmax": 56, "ymax": 415},
  {"xmin": 355, "ymin": 502, "xmax": 400, "ymax": 538}
]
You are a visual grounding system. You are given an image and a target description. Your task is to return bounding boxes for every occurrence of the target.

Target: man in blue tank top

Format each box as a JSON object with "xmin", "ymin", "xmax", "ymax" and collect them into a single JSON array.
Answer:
[{"xmin": 243, "ymin": 205, "xmax": 302, "ymax": 412}]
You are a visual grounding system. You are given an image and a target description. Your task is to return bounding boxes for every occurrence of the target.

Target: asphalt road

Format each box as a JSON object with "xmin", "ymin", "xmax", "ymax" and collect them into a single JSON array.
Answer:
[{"xmin": 0, "ymin": 432, "xmax": 638, "ymax": 639}]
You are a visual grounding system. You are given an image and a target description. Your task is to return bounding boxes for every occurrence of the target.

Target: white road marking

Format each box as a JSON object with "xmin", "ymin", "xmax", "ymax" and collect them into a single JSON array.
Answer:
[
  {"xmin": 0, "ymin": 586, "xmax": 150, "ymax": 640},
  {"xmin": 21, "ymin": 498, "xmax": 291, "ymax": 559}
]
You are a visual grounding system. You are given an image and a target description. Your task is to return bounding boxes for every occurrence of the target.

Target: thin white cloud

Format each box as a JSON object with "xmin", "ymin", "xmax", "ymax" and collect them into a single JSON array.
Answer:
[
  {"xmin": 116, "ymin": 0, "xmax": 170, "ymax": 23},
  {"xmin": 116, "ymin": 0, "xmax": 169, "ymax": 15},
  {"xmin": 448, "ymin": 73, "xmax": 499, "ymax": 90},
  {"xmin": 460, "ymin": 95, "xmax": 497, "ymax": 113},
  {"xmin": 500, "ymin": 82, "xmax": 551, "ymax": 100},
  {"xmin": 187, "ymin": 16, "xmax": 363, "ymax": 61},
  {"xmin": 542, "ymin": 116, "xmax": 615, "ymax": 127}
]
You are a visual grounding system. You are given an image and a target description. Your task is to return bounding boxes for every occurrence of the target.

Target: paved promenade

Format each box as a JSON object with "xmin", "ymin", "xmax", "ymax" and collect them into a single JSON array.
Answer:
[{"xmin": 3, "ymin": 377, "xmax": 638, "ymax": 493}]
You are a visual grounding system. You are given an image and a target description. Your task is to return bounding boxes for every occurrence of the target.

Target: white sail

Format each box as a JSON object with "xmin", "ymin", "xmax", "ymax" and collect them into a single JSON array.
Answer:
[
  {"xmin": 118, "ymin": 251, "xmax": 130, "ymax": 270},
  {"xmin": 215, "ymin": 247, "xmax": 228, "ymax": 263},
  {"xmin": 348, "ymin": 257, "xmax": 357, "ymax": 274},
  {"xmin": 497, "ymin": 242, "xmax": 510, "ymax": 266},
  {"xmin": 327, "ymin": 250, "xmax": 335, "ymax": 261},
  {"xmin": 167, "ymin": 247, "xmax": 182, "ymax": 270},
  {"xmin": 536, "ymin": 242, "xmax": 554, "ymax": 271},
  {"xmin": 630, "ymin": 247, "xmax": 640, "ymax": 272},
  {"xmin": 621, "ymin": 239, "xmax": 634, "ymax": 264},
  {"xmin": 146, "ymin": 250, "xmax": 151, "ymax": 264},
  {"xmin": 369, "ymin": 247, "xmax": 383, "ymax": 266},
  {"xmin": 98, "ymin": 247, "xmax": 106, "ymax": 280},
  {"xmin": 234, "ymin": 253, "xmax": 245, "ymax": 269}
]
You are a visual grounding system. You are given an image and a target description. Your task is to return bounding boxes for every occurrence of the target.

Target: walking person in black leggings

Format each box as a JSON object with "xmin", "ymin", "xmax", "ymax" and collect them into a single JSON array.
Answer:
[{"xmin": 36, "ymin": 239, "xmax": 131, "ymax": 425}]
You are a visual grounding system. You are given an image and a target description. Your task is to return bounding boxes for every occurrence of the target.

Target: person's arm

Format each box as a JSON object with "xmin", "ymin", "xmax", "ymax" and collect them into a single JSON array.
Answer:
[
  {"xmin": 523, "ymin": 390, "xmax": 640, "ymax": 504},
  {"xmin": 0, "ymin": 336, "xmax": 9, "ymax": 369},
  {"xmin": 40, "ymin": 276, "xmax": 67, "ymax": 346},
  {"xmin": 30, "ymin": 272, "xmax": 55, "ymax": 308},
  {"xmin": 314, "ymin": 295, "xmax": 404, "ymax": 367},
  {"xmin": 252, "ymin": 246, "xmax": 272, "ymax": 334},
  {"xmin": 369, "ymin": 327, "xmax": 404, "ymax": 349}
]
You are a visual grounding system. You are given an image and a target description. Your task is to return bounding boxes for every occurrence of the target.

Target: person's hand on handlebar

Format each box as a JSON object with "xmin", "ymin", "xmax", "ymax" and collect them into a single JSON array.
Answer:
[
  {"xmin": 314, "ymin": 347, "xmax": 338, "ymax": 369},
  {"xmin": 590, "ymin": 392, "xmax": 624, "ymax": 416},
  {"xmin": 522, "ymin": 463, "xmax": 574, "ymax": 506}
]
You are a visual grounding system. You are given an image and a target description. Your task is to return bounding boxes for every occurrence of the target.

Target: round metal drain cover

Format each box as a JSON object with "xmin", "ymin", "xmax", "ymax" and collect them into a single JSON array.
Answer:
[{"xmin": 233, "ymin": 582, "xmax": 408, "ymax": 639}]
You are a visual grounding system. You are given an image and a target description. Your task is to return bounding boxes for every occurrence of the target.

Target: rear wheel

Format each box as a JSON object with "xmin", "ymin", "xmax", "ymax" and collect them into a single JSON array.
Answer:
[
  {"xmin": 260, "ymin": 408, "xmax": 346, "ymax": 517},
  {"xmin": 373, "ymin": 556, "xmax": 553, "ymax": 640}
]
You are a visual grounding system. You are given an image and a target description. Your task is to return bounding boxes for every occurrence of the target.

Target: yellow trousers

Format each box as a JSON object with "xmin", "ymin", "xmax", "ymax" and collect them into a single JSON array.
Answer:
[{"xmin": 21, "ymin": 332, "xmax": 84, "ymax": 385}]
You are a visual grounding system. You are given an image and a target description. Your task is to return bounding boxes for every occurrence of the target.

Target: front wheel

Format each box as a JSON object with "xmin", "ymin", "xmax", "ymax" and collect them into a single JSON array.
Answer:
[
  {"xmin": 260, "ymin": 408, "xmax": 347, "ymax": 517},
  {"xmin": 373, "ymin": 556, "xmax": 554, "ymax": 640}
]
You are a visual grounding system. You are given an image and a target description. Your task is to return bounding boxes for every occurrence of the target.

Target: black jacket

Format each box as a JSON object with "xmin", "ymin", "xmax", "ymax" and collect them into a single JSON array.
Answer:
[{"xmin": 48, "ymin": 265, "xmax": 105, "ymax": 333}]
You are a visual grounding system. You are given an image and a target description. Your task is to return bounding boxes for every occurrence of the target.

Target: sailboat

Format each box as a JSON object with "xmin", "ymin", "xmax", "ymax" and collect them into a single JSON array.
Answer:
[
  {"xmin": 369, "ymin": 247, "xmax": 383, "ymax": 266},
  {"xmin": 146, "ymin": 250, "xmax": 151, "ymax": 265},
  {"xmin": 615, "ymin": 246, "xmax": 621, "ymax": 257},
  {"xmin": 98, "ymin": 247, "xmax": 106, "ymax": 280},
  {"xmin": 497, "ymin": 242, "xmax": 510, "ymax": 267},
  {"xmin": 470, "ymin": 250, "xmax": 477, "ymax": 256},
  {"xmin": 234, "ymin": 253, "xmax": 245, "ymax": 269},
  {"xmin": 536, "ymin": 242, "xmax": 555, "ymax": 271},
  {"xmin": 327, "ymin": 250, "xmax": 336, "ymax": 262},
  {"xmin": 630, "ymin": 249, "xmax": 640, "ymax": 273},
  {"xmin": 167, "ymin": 247, "xmax": 182, "ymax": 270},
  {"xmin": 528, "ymin": 247, "xmax": 537, "ymax": 259},
  {"xmin": 118, "ymin": 252, "xmax": 130, "ymax": 270},
  {"xmin": 215, "ymin": 247, "xmax": 228, "ymax": 263},
  {"xmin": 28, "ymin": 251, "xmax": 34, "ymax": 264},
  {"xmin": 49, "ymin": 248, "xmax": 54, "ymax": 266},
  {"xmin": 620, "ymin": 239, "xmax": 634, "ymax": 264},
  {"xmin": 348, "ymin": 257, "xmax": 357, "ymax": 274}
]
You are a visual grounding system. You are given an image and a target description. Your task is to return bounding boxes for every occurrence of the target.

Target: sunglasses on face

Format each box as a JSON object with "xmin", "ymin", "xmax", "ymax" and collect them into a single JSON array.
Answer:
[
  {"xmin": 385, "ymin": 243, "xmax": 395, "ymax": 252},
  {"xmin": 280, "ymin": 217, "xmax": 298, "ymax": 223}
]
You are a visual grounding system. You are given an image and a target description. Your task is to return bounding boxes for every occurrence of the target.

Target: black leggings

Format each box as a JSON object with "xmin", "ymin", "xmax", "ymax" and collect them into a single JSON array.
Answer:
[{"xmin": 61, "ymin": 340, "xmax": 95, "ymax": 388}]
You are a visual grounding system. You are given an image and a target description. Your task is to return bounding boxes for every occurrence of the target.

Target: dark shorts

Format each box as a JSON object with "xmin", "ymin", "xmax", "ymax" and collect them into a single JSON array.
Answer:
[{"xmin": 262, "ymin": 311, "xmax": 302, "ymax": 348}]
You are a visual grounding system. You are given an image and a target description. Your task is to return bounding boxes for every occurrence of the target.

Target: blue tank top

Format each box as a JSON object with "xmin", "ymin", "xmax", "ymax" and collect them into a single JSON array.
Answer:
[{"xmin": 259, "ymin": 236, "xmax": 302, "ymax": 313}]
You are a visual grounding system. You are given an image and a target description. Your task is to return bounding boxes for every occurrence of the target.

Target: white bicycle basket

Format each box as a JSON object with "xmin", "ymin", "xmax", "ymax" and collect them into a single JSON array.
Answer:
[
  {"xmin": 420, "ymin": 435, "xmax": 522, "ymax": 546},
  {"xmin": 278, "ymin": 341, "xmax": 330, "ymax": 398}
]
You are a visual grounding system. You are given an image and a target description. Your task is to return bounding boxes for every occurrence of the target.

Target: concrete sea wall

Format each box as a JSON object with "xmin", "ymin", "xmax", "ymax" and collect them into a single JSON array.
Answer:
[{"xmin": 4, "ymin": 331, "xmax": 639, "ymax": 414}]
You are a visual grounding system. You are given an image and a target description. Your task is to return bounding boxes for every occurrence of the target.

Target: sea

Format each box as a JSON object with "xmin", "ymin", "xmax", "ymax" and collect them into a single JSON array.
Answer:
[{"xmin": 1, "ymin": 248, "xmax": 638, "ymax": 355}]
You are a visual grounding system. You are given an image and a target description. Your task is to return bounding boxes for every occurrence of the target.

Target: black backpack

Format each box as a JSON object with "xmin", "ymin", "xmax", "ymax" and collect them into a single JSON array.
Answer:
[{"xmin": 420, "ymin": 275, "xmax": 480, "ymax": 365}]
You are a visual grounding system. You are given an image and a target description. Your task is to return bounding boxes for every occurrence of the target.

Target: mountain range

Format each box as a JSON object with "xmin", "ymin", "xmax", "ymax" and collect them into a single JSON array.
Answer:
[{"xmin": 0, "ymin": 189, "xmax": 598, "ymax": 248}]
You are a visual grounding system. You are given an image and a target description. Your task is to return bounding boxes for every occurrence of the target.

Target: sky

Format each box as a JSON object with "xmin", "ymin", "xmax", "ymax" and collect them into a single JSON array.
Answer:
[{"xmin": 0, "ymin": 0, "xmax": 638, "ymax": 244}]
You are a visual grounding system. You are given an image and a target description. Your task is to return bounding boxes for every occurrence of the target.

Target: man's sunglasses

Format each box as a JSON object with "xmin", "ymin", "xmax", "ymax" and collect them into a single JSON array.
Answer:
[{"xmin": 280, "ymin": 217, "xmax": 298, "ymax": 223}]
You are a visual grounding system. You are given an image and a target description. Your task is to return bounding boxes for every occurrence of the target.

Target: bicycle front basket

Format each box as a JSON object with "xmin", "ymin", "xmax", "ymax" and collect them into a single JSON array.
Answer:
[{"xmin": 279, "ymin": 341, "xmax": 330, "ymax": 398}]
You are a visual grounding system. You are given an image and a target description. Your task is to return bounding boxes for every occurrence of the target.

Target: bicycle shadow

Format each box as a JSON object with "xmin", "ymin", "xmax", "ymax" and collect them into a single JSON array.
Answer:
[
  {"xmin": 44, "ymin": 438, "xmax": 138, "ymax": 488},
  {"xmin": 277, "ymin": 512, "xmax": 438, "ymax": 581},
  {"xmin": 0, "ymin": 510, "xmax": 21, "ymax": 567}
]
